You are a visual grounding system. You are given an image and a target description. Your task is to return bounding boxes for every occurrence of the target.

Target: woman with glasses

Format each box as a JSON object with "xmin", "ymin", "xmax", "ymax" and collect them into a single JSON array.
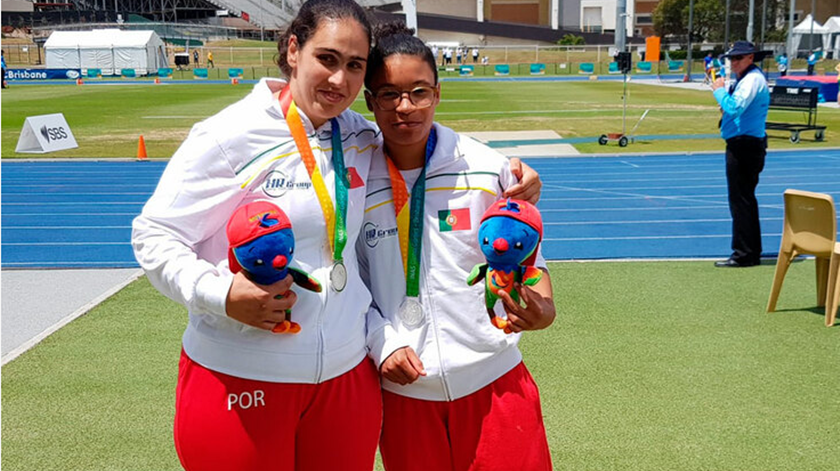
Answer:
[{"xmin": 358, "ymin": 22, "xmax": 555, "ymax": 471}]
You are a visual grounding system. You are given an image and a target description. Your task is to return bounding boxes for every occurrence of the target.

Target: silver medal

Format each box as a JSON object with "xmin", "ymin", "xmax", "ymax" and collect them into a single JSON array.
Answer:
[
  {"xmin": 398, "ymin": 297, "xmax": 424, "ymax": 328},
  {"xmin": 330, "ymin": 261, "xmax": 347, "ymax": 292}
]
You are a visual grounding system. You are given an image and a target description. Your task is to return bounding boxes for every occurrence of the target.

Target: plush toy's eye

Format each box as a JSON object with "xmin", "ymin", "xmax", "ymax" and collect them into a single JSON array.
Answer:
[
  {"xmin": 515, "ymin": 242, "xmax": 523, "ymax": 250},
  {"xmin": 482, "ymin": 237, "xmax": 489, "ymax": 245},
  {"xmin": 255, "ymin": 259, "xmax": 264, "ymax": 266},
  {"xmin": 289, "ymin": 247, "xmax": 294, "ymax": 255}
]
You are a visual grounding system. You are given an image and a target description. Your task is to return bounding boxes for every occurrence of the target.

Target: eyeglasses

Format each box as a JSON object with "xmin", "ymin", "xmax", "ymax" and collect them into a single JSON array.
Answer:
[{"xmin": 368, "ymin": 86, "xmax": 437, "ymax": 111}]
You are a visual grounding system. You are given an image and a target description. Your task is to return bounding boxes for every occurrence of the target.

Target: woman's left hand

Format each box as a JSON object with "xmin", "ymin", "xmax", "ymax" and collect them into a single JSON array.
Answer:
[
  {"xmin": 504, "ymin": 158, "xmax": 542, "ymax": 204},
  {"xmin": 497, "ymin": 281, "xmax": 556, "ymax": 333}
]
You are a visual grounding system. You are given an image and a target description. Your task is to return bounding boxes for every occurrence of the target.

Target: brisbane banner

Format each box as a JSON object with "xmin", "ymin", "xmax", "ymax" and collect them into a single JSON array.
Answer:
[{"xmin": 7, "ymin": 68, "xmax": 82, "ymax": 80}]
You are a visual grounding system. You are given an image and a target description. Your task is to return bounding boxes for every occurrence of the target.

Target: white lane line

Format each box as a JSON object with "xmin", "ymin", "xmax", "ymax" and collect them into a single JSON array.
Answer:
[
  {"xmin": 540, "ymin": 205, "xmax": 785, "ymax": 212},
  {"xmin": 3, "ymin": 192, "xmax": 153, "ymax": 196},
  {"xmin": 2, "ymin": 202, "xmax": 145, "ymax": 206},
  {"xmin": 3, "ymin": 213, "xmax": 140, "ymax": 216},
  {"xmin": 544, "ymin": 233, "xmax": 782, "ymax": 241},
  {"xmin": 3, "ymin": 226, "xmax": 131, "ymax": 229},
  {"xmin": 543, "ymin": 181, "xmax": 840, "ymax": 192},
  {"xmin": 540, "ymin": 190, "xmax": 840, "ymax": 201},
  {"xmin": 541, "ymin": 183, "xmax": 730, "ymax": 207},
  {"xmin": 535, "ymin": 172, "xmax": 840, "ymax": 184},
  {"xmin": 544, "ymin": 217, "xmax": 782, "ymax": 225},
  {"xmin": 1, "ymin": 269, "xmax": 145, "ymax": 366},
  {"xmin": 3, "ymin": 261, "xmax": 138, "ymax": 266},
  {"xmin": 2, "ymin": 242, "xmax": 129, "ymax": 246}
]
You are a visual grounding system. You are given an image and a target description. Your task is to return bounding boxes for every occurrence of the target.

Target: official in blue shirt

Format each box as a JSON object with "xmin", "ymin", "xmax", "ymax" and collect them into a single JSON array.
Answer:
[
  {"xmin": 807, "ymin": 50, "xmax": 818, "ymax": 76},
  {"xmin": 711, "ymin": 41, "xmax": 770, "ymax": 268}
]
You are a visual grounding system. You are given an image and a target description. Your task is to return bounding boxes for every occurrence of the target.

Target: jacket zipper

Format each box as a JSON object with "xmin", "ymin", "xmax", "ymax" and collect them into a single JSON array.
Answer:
[{"xmin": 424, "ymin": 226, "xmax": 453, "ymax": 401}]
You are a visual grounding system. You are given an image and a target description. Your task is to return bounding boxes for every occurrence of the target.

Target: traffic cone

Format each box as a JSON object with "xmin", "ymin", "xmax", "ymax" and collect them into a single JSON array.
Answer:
[
  {"xmin": 137, "ymin": 135, "xmax": 148, "ymax": 161},
  {"xmin": 76, "ymin": 78, "xmax": 84, "ymax": 85},
  {"xmin": 154, "ymin": 77, "xmax": 161, "ymax": 84},
  {"xmin": 231, "ymin": 77, "xmax": 239, "ymax": 85}
]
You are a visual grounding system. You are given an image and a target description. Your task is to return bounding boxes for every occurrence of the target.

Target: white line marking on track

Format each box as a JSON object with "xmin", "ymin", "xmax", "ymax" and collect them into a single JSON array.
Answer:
[
  {"xmin": 619, "ymin": 160, "xmax": 640, "ymax": 168},
  {"xmin": 1, "ymin": 269, "xmax": 144, "ymax": 366},
  {"xmin": 544, "ymin": 217, "xmax": 782, "ymax": 225},
  {"xmin": 544, "ymin": 233, "xmax": 782, "ymax": 241},
  {"xmin": 2, "ymin": 242, "xmax": 129, "ymax": 246},
  {"xmin": 4, "ymin": 226, "xmax": 131, "ymax": 229}
]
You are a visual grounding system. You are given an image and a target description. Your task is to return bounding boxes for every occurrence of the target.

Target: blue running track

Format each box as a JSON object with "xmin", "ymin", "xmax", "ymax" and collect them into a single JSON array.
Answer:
[{"xmin": 3, "ymin": 149, "xmax": 840, "ymax": 268}]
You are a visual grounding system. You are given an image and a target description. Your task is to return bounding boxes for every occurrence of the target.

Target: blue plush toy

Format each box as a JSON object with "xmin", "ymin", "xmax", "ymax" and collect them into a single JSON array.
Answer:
[
  {"xmin": 227, "ymin": 201, "xmax": 322, "ymax": 334},
  {"xmin": 467, "ymin": 199, "xmax": 543, "ymax": 333}
]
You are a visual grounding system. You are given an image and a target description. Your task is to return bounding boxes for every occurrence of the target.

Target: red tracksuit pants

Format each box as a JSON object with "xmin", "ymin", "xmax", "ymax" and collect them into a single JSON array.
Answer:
[
  {"xmin": 380, "ymin": 362, "xmax": 552, "ymax": 471},
  {"xmin": 174, "ymin": 350, "xmax": 382, "ymax": 471}
]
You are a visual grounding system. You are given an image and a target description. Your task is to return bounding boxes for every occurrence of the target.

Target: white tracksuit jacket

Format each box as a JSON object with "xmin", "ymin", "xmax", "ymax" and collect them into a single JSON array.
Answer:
[
  {"xmin": 359, "ymin": 123, "xmax": 547, "ymax": 401},
  {"xmin": 132, "ymin": 78, "xmax": 380, "ymax": 383}
]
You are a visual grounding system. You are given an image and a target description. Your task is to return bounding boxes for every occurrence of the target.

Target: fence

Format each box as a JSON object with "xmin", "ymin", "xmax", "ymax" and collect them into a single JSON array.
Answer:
[{"xmin": 7, "ymin": 41, "xmax": 837, "ymax": 77}]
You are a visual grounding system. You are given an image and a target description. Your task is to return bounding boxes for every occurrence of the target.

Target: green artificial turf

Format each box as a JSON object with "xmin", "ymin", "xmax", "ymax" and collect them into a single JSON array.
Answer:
[
  {"xmin": 3, "ymin": 261, "xmax": 838, "ymax": 470},
  {"xmin": 4, "ymin": 81, "xmax": 839, "ymax": 159}
]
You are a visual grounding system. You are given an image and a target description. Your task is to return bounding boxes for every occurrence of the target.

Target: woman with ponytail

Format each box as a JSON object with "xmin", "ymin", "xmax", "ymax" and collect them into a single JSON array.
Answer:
[
  {"xmin": 133, "ymin": 1, "xmax": 383, "ymax": 469},
  {"xmin": 359, "ymin": 22, "xmax": 555, "ymax": 471}
]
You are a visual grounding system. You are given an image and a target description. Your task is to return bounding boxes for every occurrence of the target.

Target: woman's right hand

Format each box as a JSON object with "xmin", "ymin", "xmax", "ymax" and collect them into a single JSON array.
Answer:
[
  {"xmin": 225, "ymin": 271, "xmax": 297, "ymax": 330},
  {"xmin": 380, "ymin": 347, "xmax": 426, "ymax": 385}
]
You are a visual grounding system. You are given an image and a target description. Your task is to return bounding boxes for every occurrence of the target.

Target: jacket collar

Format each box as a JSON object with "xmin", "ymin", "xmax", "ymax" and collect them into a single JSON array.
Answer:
[{"xmin": 253, "ymin": 77, "xmax": 339, "ymax": 135}]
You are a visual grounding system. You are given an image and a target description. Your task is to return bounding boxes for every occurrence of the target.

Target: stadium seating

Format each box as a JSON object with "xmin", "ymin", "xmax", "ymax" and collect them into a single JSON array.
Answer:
[
  {"xmin": 766, "ymin": 189, "xmax": 840, "ymax": 327},
  {"xmin": 608, "ymin": 62, "xmax": 620, "ymax": 74},
  {"xmin": 668, "ymin": 60, "xmax": 685, "ymax": 72},
  {"xmin": 157, "ymin": 68, "xmax": 173, "ymax": 78},
  {"xmin": 494, "ymin": 64, "xmax": 510, "ymax": 76},
  {"xmin": 578, "ymin": 62, "xmax": 594, "ymax": 74},
  {"xmin": 636, "ymin": 61, "xmax": 653, "ymax": 73},
  {"xmin": 86, "ymin": 68, "xmax": 102, "ymax": 78},
  {"xmin": 228, "ymin": 68, "xmax": 244, "ymax": 78},
  {"xmin": 459, "ymin": 65, "xmax": 474, "ymax": 76},
  {"xmin": 530, "ymin": 63, "xmax": 545, "ymax": 75},
  {"xmin": 194, "ymin": 68, "xmax": 208, "ymax": 79},
  {"xmin": 121, "ymin": 68, "xmax": 136, "ymax": 78}
]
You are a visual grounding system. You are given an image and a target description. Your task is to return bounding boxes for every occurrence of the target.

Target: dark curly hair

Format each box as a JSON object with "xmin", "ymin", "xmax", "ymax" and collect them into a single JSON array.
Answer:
[
  {"xmin": 276, "ymin": 0, "xmax": 372, "ymax": 77},
  {"xmin": 364, "ymin": 22, "xmax": 438, "ymax": 89}
]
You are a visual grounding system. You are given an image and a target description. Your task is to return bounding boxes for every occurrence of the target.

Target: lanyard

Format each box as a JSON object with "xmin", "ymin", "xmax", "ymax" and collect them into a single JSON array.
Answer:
[
  {"xmin": 279, "ymin": 87, "xmax": 348, "ymax": 263},
  {"xmin": 384, "ymin": 128, "xmax": 437, "ymax": 298}
]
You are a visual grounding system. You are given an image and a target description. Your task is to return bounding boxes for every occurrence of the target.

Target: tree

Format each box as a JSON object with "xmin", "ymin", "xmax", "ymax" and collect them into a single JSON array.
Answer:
[
  {"xmin": 653, "ymin": 0, "xmax": 788, "ymax": 44},
  {"xmin": 557, "ymin": 34, "xmax": 585, "ymax": 46}
]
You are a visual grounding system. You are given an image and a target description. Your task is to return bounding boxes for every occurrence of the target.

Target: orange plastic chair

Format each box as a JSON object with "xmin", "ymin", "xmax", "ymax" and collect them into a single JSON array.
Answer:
[{"xmin": 766, "ymin": 189, "xmax": 840, "ymax": 326}]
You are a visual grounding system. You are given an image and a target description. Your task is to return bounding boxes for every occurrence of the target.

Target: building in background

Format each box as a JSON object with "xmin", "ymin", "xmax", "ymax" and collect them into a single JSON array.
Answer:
[{"xmin": 633, "ymin": 0, "xmax": 658, "ymax": 37}]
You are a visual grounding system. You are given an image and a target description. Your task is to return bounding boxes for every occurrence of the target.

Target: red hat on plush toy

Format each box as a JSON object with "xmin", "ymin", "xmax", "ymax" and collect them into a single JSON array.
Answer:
[
  {"xmin": 226, "ymin": 201, "xmax": 291, "ymax": 273},
  {"xmin": 480, "ymin": 198, "xmax": 543, "ymax": 266},
  {"xmin": 480, "ymin": 198, "xmax": 543, "ymax": 238}
]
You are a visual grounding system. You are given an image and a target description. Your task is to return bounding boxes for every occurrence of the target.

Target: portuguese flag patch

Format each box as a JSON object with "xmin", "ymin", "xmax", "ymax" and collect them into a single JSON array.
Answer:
[{"xmin": 438, "ymin": 208, "xmax": 471, "ymax": 232}]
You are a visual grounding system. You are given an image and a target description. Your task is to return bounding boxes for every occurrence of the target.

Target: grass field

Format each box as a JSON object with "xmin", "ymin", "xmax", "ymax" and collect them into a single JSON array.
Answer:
[
  {"xmin": 3, "ymin": 80, "xmax": 840, "ymax": 159},
  {"xmin": 3, "ymin": 261, "xmax": 839, "ymax": 470}
]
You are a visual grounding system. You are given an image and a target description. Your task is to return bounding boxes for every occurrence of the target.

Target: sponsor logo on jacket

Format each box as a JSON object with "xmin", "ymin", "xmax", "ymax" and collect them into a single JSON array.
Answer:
[
  {"xmin": 364, "ymin": 221, "xmax": 398, "ymax": 248},
  {"xmin": 262, "ymin": 170, "xmax": 312, "ymax": 197}
]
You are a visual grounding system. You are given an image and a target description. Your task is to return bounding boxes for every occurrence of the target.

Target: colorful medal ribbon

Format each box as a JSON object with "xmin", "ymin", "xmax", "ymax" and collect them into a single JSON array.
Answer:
[
  {"xmin": 280, "ymin": 87, "xmax": 348, "ymax": 263},
  {"xmin": 385, "ymin": 128, "xmax": 437, "ymax": 298}
]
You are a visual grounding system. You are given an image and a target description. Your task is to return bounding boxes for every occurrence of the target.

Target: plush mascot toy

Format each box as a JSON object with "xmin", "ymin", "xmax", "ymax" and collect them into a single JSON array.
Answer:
[
  {"xmin": 467, "ymin": 199, "xmax": 543, "ymax": 333},
  {"xmin": 227, "ymin": 201, "xmax": 322, "ymax": 334}
]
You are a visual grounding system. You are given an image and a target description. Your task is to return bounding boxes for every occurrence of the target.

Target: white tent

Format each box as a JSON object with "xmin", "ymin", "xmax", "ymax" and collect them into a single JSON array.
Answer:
[
  {"xmin": 824, "ymin": 16, "xmax": 840, "ymax": 59},
  {"xmin": 45, "ymin": 30, "xmax": 167, "ymax": 76},
  {"xmin": 790, "ymin": 15, "xmax": 829, "ymax": 57}
]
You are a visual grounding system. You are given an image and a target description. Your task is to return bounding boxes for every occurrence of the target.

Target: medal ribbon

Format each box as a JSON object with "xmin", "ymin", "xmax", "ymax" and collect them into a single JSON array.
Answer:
[
  {"xmin": 280, "ymin": 87, "xmax": 348, "ymax": 262},
  {"xmin": 385, "ymin": 128, "xmax": 437, "ymax": 298}
]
